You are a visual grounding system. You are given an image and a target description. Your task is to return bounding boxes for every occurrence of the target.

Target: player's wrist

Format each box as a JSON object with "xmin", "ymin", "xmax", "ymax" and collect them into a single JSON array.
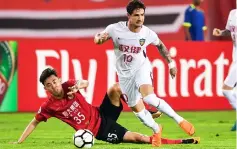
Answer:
[
  {"xmin": 168, "ymin": 61, "xmax": 175, "ymax": 69},
  {"xmin": 76, "ymin": 80, "xmax": 81, "ymax": 86}
]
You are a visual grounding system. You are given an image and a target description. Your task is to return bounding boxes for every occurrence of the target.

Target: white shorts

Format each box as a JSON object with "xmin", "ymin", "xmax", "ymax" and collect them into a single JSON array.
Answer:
[
  {"xmin": 224, "ymin": 61, "xmax": 237, "ymax": 87},
  {"xmin": 118, "ymin": 61, "xmax": 153, "ymax": 107}
]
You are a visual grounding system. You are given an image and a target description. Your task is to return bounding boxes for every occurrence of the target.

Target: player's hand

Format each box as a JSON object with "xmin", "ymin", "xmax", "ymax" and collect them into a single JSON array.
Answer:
[
  {"xmin": 213, "ymin": 28, "xmax": 222, "ymax": 36},
  {"xmin": 169, "ymin": 67, "xmax": 177, "ymax": 79},
  {"xmin": 67, "ymin": 85, "xmax": 79, "ymax": 99},
  {"xmin": 95, "ymin": 32, "xmax": 109, "ymax": 44}
]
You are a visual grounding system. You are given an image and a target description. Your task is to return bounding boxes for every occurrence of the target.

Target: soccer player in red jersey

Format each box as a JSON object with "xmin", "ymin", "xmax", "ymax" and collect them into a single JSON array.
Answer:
[{"xmin": 13, "ymin": 68, "xmax": 200, "ymax": 145}]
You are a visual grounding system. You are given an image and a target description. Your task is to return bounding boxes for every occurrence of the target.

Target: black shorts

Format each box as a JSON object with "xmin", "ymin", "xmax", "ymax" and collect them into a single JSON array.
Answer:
[{"xmin": 96, "ymin": 93, "xmax": 128, "ymax": 144}]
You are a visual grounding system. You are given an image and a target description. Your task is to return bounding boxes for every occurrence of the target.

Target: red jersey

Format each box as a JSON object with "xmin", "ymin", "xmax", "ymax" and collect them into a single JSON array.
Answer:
[{"xmin": 35, "ymin": 80, "xmax": 101, "ymax": 136}]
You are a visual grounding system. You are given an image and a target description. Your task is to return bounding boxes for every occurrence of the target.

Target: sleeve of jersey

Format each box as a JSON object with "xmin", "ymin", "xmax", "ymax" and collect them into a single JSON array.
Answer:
[
  {"xmin": 102, "ymin": 24, "xmax": 114, "ymax": 38},
  {"xmin": 183, "ymin": 9, "xmax": 192, "ymax": 27},
  {"xmin": 67, "ymin": 79, "xmax": 76, "ymax": 86},
  {"xmin": 149, "ymin": 30, "xmax": 160, "ymax": 46},
  {"xmin": 225, "ymin": 11, "xmax": 232, "ymax": 31},
  {"xmin": 66, "ymin": 79, "xmax": 83, "ymax": 95},
  {"xmin": 35, "ymin": 104, "xmax": 52, "ymax": 122}
]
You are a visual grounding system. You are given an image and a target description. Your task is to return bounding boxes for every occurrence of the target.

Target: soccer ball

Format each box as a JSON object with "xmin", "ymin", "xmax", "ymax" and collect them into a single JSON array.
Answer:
[{"xmin": 73, "ymin": 129, "xmax": 95, "ymax": 148}]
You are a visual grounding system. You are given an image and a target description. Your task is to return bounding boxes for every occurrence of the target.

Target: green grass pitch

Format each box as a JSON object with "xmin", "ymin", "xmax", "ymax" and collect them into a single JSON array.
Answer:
[{"xmin": 0, "ymin": 111, "xmax": 236, "ymax": 149}]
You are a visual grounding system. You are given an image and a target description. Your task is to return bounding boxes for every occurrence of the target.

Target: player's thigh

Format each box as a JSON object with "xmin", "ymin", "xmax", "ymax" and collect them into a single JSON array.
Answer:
[
  {"xmin": 96, "ymin": 117, "xmax": 128, "ymax": 144},
  {"xmin": 135, "ymin": 63, "xmax": 154, "ymax": 97},
  {"xmin": 119, "ymin": 77, "xmax": 140, "ymax": 107},
  {"xmin": 107, "ymin": 83, "xmax": 122, "ymax": 107},
  {"xmin": 224, "ymin": 62, "xmax": 237, "ymax": 88},
  {"xmin": 99, "ymin": 93, "xmax": 123, "ymax": 121}
]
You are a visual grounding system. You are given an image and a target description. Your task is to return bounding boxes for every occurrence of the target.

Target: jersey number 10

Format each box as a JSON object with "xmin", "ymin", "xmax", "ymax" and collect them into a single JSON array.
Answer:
[{"xmin": 123, "ymin": 54, "xmax": 133, "ymax": 63}]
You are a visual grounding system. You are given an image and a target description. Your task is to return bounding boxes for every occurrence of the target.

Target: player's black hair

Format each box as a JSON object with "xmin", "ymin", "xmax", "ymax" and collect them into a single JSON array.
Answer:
[
  {"xmin": 126, "ymin": 0, "xmax": 146, "ymax": 15},
  {"xmin": 40, "ymin": 68, "xmax": 58, "ymax": 85}
]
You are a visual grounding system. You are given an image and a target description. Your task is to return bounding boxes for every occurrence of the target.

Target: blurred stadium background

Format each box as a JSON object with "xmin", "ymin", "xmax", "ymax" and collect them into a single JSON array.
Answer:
[{"xmin": 0, "ymin": 0, "xmax": 236, "ymax": 149}]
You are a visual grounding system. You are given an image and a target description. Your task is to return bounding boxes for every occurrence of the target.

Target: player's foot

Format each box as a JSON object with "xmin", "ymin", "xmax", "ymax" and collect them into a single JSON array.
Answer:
[
  {"xmin": 151, "ymin": 125, "xmax": 162, "ymax": 147},
  {"xmin": 179, "ymin": 120, "xmax": 195, "ymax": 136},
  {"xmin": 151, "ymin": 111, "xmax": 163, "ymax": 119},
  {"xmin": 182, "ymin": 137, "xmax": 200, "ymax": 144},
  {"xmin": 231, "ymin": 122, "xmax": 236, "ymax": 131}
]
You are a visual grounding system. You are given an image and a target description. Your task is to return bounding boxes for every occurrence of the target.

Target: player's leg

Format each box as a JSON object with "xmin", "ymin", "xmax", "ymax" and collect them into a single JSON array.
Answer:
[
  {"xmin": 118, "ymin": 75, "xmax": 161, "ymax": 147},
  {"xmin": 123, "ymin": 132, "xmax": 200, "ymax": 144},
  {"xmin": 140, "ymin": 84, "xmax": 195, "ymax": 136},
  {"xmin": 136, "ymin": 61, "xmax": 195, "ymax": 136},
  {"xmin": 100, "ymin": 83, "xmax": 161, "ymax": 121},
  {"xmin": 99, "ymin": 83, "xmax": 123, "ymax": 121},
  {"xmin": 222, "ymin": 62, "xmax": 237, "ymax": 131},
  {"xmin": 130, "ymin": 99, "xmax": 161, "ymax": 146},
  {"xmin": 107, "ymin": 83, "xmax": 122, "ymax": 107},
  {"xmin": 96, "ymin": 117, "xmax": 200, "ymax": 145}
]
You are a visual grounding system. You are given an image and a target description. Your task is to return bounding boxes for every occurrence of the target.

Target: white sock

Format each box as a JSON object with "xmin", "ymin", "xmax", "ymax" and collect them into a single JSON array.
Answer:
[
  {"xmin": 143, "ymin": 94, "xmax": 184, "ymax": 123},
  {"xmin": 222, "ymin": 89, "xmax": 237, "ymax": 109},
  {"xmin": 134, "ymin": 108, "xmax": 160, "ymax": 133}
]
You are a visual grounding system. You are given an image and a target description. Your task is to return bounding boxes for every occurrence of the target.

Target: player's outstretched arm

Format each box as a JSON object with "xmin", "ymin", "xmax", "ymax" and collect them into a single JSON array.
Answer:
[
  {"xmin": 94, "ymin": 32, "xmax": 110, "ymax": 45},
  {"xmin": 213, "ymin": 28, "xmax": 231, "ymax": 37},
  {"xmin": 156, "ymin": 40, "xmax": 172, "ymax": 63},
  {"xmin": 76, "ymin": 80, "xmax": 89, "ymax": 89},
  {"xmin": 156, "ymin": 40, "xmax": 177, "ymax": 79},
  {"xmin": 11, "ymin": 118, "xmax": 40, "ymax": 144}
]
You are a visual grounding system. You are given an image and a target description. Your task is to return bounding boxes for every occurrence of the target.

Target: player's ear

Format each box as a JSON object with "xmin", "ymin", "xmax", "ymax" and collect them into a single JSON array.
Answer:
[
  {"xmin": 58, "ymin": 78, "xmax": 62, "ymax": 83},
  {"xmin": 127, "ymin": 13, "xmax": 130, "ymax": 19}
]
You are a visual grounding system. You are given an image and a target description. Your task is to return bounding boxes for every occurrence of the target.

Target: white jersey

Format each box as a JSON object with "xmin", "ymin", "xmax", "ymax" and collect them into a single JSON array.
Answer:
[
  {"xmin": 226, "ymin": 9, "xmax": 237, "ymax": 62},
  {"xmin": 104, "ymin": 21, "xmax": 160, "ymax": 77}
]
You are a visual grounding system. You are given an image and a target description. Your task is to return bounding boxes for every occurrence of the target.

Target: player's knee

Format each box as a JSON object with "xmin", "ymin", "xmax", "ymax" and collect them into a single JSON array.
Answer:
[
  {"xmin": 143, "ymin": 93, "xmax": 160, "ymax": 106},
  {"xmin": 140, "ymin": 84, "xmax": 154, "ymax": 97},
  {"xmin": 107, "ymin": 83, "xmax": 122, "ymax": 105},
  {"xmin": 108, "ymin": 83, "xmax": 122, "ymax": 96}
]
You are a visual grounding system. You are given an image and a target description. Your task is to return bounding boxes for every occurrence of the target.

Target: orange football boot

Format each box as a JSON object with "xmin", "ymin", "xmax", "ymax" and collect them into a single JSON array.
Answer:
[
  {"xmin": 151, "ymin": 125, "xmax": 162, "ymax": 147},
  {"xmin": 179, "ymin": 120, "xmax": 195, "ymax": 136}
]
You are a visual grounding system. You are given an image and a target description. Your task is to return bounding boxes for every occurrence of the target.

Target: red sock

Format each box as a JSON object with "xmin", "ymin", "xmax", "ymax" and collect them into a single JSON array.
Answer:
[
  {"xmin": 161, "ymin": 138, "xmax": 182, "ymax": 144},
  {"xmin": 149, "ymin": 136, "xmax": 152, "ymax": 143},
  {"xmin": 150, "ymin": 137, "xmax": 182, "ymax": 144}
]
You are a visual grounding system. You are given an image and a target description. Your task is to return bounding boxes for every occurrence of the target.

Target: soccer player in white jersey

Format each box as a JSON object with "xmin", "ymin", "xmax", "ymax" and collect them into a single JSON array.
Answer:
[
  {"xmin": 213, "ymin": 9, "xmax": 237, "ymax": 131},
  {"xmin": 94, "ymin": 0, "xmax": 195, "ymax": 146}
]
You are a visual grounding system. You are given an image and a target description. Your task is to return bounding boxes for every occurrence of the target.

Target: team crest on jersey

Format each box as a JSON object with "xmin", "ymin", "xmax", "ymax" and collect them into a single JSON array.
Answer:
[{"xmin": 139, "ymin": 38, "xmax": 146, "ymax": 46}]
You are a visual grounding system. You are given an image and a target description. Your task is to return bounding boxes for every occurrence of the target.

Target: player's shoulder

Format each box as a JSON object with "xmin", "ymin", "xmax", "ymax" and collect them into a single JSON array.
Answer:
[
  {"xmin": 142, "ymin": 25, "xmax": 152, "ymax": 32},
  {"xmin": 142, "ymin": 25, "xmax": 158, "ymax": 37},
  {"xmin": 108, "ymin": 21, "xmax": 127, "ymax": 30},
  {"xmin": 185, "ymin": 5, "xmax": 195, "ymax": 13},
  {"xmin": 39, "ymin": 100, "xmax": 50, "ymax": 111},
  {"xmin": 63, "ymin": 79, "xmax": 75, "ymax": 86},
  {"xmin": 229, "ymin": 9, "xmax": 237, "ymax": 15}
]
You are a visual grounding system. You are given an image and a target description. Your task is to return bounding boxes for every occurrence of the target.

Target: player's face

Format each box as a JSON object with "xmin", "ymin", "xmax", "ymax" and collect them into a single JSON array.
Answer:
[
  {"xmin": 44, "ymin": 75, "xmax": 63, "ymax": 97},
  {"xmin": 128, "ymin": 8, "xmax": 145, "ymax": 27}
]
